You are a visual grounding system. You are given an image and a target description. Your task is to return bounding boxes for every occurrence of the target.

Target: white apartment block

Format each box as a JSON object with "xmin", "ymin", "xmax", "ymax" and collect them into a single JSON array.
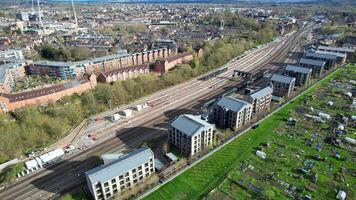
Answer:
[
  {"xmin": 85, "ymin": 147, "xmax": 155, "ymax": 200},
  {"xmin": 169, "ymin": 114, "xmax": 215, "ymax": 156}
]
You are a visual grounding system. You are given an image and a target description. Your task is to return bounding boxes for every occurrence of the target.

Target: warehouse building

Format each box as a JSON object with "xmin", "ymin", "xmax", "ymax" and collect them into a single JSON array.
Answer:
[
  {"xmin": 169, "ymin": 114, "xmax": 215, "ymax": 156},
  {"xmin": 85, "ymin": 147, "xmax": 155, "ymax": 200},
  {"xmin": 299, "ymin": 58, "xmax": 325, "ymax": 76},
  {"xmin": 285, "ymin": 64, "xmax": 312, "ymax": 86},
  {"xmin": 213, "ymin": 96, "xmax": 253, "ymax": 131},
  {"xmin": 246, "ymin": 86, "xmax": 273, "ymax": 113},
  {"xmin": 271, "ymin": 74, "xmax": 296, "ymax": 98}
]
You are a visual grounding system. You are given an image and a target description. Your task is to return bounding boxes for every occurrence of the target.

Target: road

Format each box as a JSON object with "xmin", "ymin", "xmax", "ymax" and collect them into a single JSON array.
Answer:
[{"xmin": 0, "ymin": 25, "xmax": 313, "ymax": 200}]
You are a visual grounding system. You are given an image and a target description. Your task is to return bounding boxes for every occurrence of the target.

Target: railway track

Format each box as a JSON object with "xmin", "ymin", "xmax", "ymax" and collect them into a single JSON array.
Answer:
[{"xmin": 0, "ymin": 26, "xmax": 311, "ymax": 200}]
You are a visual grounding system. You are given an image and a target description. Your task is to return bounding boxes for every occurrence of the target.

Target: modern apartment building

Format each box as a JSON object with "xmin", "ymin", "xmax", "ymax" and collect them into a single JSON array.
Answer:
[
  {"xmin": 246, "ymin": 86, "xmax": 273, "ymax": 113},
  {"xmin": 317, "ymin": 45, "xmax": 355, "ymax": 58},
  {"xmin": 31, "ymin": 61, "xmax": 77, "ymax": 80},
  {"xmin": 285, "ymin": 64, "xmax": 312, "ymax": 86},
  {"xmin": 169, "ymin": 114, "xmax": 215, "ymax": 156},
  {"xmin": 314, "ymin": 50, "xmax": 347, "ymax": 65},
  {"xmin": 271, "ymin": 74, "xmax": 296, "ymax": 98},
  {"xmin": 305, "ymin": 51, "xmax": 337, "ymax": 69},
  {"xmin": 299, "ymin": 57, "xmax": 325, "ymax": 76},
  {"xmin": 213, "ymin": 96, "xmax": 253, "ymax": 131},
  {"xmin": 85, "ymin": 147, "xmax": 155, "ymax": 200}
]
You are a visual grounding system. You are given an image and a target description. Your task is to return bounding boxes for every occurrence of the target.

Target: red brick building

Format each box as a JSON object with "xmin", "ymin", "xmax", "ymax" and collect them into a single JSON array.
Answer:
[
  {"xmin": 154, "ymin": 49, "xmax": 202, "ymax": 74},
  {"xmin": 97, "ymin": 64, "xmax": 149, "ymax": 83},
  {"xmin": 0, "ymin": 74, "xmax": 97, "ymax": 113}
]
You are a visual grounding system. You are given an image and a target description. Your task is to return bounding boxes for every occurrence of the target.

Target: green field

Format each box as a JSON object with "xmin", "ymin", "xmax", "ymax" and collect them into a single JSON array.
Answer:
[{"xmin": 144, "ymin": 64, "xmax": 356, "ymax": 200}]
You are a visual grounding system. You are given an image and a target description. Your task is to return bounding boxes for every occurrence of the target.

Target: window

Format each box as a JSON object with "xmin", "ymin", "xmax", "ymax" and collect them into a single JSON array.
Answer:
[
  {"xmin": 120, "ymin": 180, "xmax": 124, "ymax": 185},
  {"xmin": 133, "ymin": 179, "xmax": 138, "ymax": 184},
  {"xmin": 126, "ymin": 182, "xmax": 131, "ymax": 187},
  {"xmin": 138, "ymin": 166, "xmax": 142, "ymax": 170},
  {"xmin": 105, "ymin": 188, "xmax": 110, "ymax": 193},
  {"xmin": 125, "ymin": 172, "xmax": 129, "ymax": 177},
  {"xmin": 113, "ymin": 189, "xmax": 118, "ymax": 193},
  {"xmin": 145, "ymin": 162, "xmax": 149, "ymax": 167},
  {"xmin": 106, "ymin": 193, "xmax": 111, "ymax": 198},
  {"xmin": 139, "ymin": 176, "xmax": 143, "ymax": 180},
  {"xmin": 119, "ymin": 175, "xmax": 123, "ymax": 180},
  {"xmin": 133, "ymin": 174, "xmax": 137, "ymax": 178},
  {"xmin": 104, "ymin": 182, "xmax": 109, "ymax": 187},
  {"xmin": 132, "ymin": 169, "xmax": 136, "ymax": 173},
  {"xmin": 125, "ymin": 178, "xmax": 130, "ymax": 182},
  {"xmin": 146, "ymin": 173, "xmax": 150, "ymax": 177},
  {"xmin": 111, "ymin": 179, "xmax": 116, "ymax": 184},
  {"xmin": 120, "ymin": 186, "xmax": 125, "ymax": 190},
  {"xmin": 139, "ymin": 171, "xmax": 143, "ymax": 175}
]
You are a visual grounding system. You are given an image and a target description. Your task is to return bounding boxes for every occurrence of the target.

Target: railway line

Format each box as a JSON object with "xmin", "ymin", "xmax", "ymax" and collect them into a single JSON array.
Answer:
[{"xmin": 0, "ymin": 26, "xmax": 312, "ymax": 200}]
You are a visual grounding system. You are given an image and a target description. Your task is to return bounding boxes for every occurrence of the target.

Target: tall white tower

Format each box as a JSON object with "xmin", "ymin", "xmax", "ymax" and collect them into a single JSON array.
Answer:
[
  {"xmin": 71, "ymin": 0, "xmax": 78, "ymax": 28},
  {"xmin": 36, "ymin": 0, "xmax": 43, "ymax": 28}
]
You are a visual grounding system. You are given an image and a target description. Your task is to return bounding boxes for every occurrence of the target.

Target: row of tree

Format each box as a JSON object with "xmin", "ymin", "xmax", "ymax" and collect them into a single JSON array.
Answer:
[{"xmin": 38, "ymin": 45, "xmax": 93, "ymax": 62}]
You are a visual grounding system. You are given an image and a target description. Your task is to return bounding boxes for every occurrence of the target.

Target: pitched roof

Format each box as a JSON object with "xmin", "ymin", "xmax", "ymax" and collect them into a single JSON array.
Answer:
[
  {"xmin": 271, "ymin": 74, "xmax": 296, "ymax": 84},
  {"xmin": 216, "ymin": 96, "xmax": 251, "ymax": 112},
  {"xmin": 249, "ymin": 86, "xmax": 273, "ymax": 100},
  {"xmin": 171, "ymin": 114, "xmax": 214, "ymax": 137},
  {"xmin": 85, "ymin": 147, "xmax": 154, "ymax": 184},
  {"xmin": 299, "ymin": 57, "xmax": 325, "ymax": 67},
  {"xmin": 285, "ymin": 64, "xmax": 312, "ymax": 74}
]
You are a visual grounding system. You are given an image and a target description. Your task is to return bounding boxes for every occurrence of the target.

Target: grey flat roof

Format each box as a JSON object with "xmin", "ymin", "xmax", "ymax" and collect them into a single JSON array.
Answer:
[
  {"xmin": 249, "ymin": 86, "xmax": 273, "ymax": 100},
  {"xmin": 171, "ymin": 114, "xmax": 214, "ymax": 137},
  {"xmin": 314, "ymin": 50, "xmax": 347, "ymax": 58},
  {"xmin": 299, "ymin": 57, "xmax": 325, "ymax": 67},
  {"xmin": 305, "ymin": 51, "xmax": 337, "ymax": 60},
  {"xmin": 85, "ymin": 147, "xmax": 153, "ymax": 184},
  {"xmin": 271, "ymin": 74, "xmax": 295, "ymax": 84},
  {"xmin": 318, "ymin": 45, "xmax": 355, "ymax": 53},
  {"xmin": 34, "ymin": 61, "xmax": 75, "ymax": 67},
  {"xmin": 217, "ymin": 96, "xmax": 251, "ymax": 113},
  {"xmin": 0, "ymin": 62, "xmax": 25, "ymax": 83},
  {"xmin": 285, "ymin": 64, "xmax": 312, "ymax": 74}
]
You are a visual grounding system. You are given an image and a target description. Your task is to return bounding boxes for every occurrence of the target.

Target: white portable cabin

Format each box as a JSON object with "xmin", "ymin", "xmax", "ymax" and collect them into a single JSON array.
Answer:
[
  {"xmin": 39, "ymin": 148, "xmax": 65, "ymax": 165},
  {"xmin": 133, "ymin": 104, "xmax": 143, "ymax": 111},
  {"xmin": 121, "ymin": 109, "xmax": 132, "ymax": 118},
  {"xmin": 256, "ymin": 150, "xmax": 266, "ymax": 159},
  {"xmin": 25, "ymin": 159, "xmax": 40, "ymax": 170},
  {"xmin": 111, "ymin": 113, "xmax": 121, "ymax": 122}
]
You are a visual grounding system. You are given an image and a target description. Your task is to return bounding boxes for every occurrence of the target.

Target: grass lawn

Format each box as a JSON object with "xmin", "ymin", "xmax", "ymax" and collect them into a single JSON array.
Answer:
[{"xmin": 144, "ymin": 64, "xmax": 355, "ymax": 200}]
